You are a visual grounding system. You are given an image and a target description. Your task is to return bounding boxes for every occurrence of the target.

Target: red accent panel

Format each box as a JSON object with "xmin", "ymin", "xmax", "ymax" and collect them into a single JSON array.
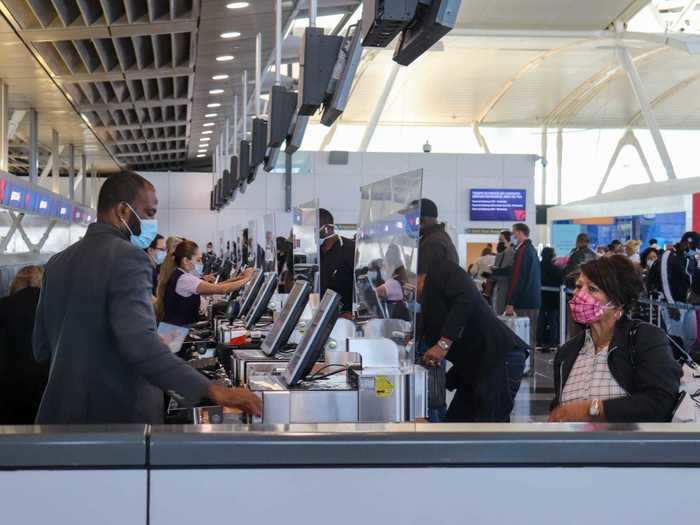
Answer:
[{"xmin": 693, "ymin": 193, "xmax": 700, "ymax": 233}]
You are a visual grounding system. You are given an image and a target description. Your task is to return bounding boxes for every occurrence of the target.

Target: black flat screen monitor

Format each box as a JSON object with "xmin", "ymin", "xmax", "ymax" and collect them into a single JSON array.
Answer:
[
  {"xmin": 244, "ymin": 273, "xmax": 279, "ymax": 330},
  {"xmin": 239, "ymin": 140, "xmax": 251, "ymax": 193},
  {"xmin": 362, "ymin": 0, "xmax": 418, "ymax": 48},
  {"xmin": 267, "ymin": 85, "xmax": 297, "ymax": 148},
  {"xmin": 321, "ymin": 23, "xmax": 363, "ymax": 127},
  {"xmin": 251, "ymin": 118, "xmax": 268, "ymax": 170},
  {"xmin": 393, "ymin": 0, "xmax": 461, "ymax": 66},
  {"xmin": 237, "ymin": 269, "xmax": 265, "ymax": 319},
  {"xmin": 222, "ymin": 169, "xmax": 232, "ymax": 198},
  {"xmin": 261, "ymin": 280, "xmax": 311, "ymax": 356},
  {"xmin": 356, "ymin": 274, "xmax": 387, "ymax": 319},
  {"xmin": 284, "ymin": 289, "xmax": 341, "ymax": 387}
]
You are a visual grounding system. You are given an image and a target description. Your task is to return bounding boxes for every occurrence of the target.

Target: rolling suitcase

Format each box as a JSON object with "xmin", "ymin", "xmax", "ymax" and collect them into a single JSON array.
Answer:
[{"xmin": 498, "ymin": 315, "xmax": 531, "ymax": 374}]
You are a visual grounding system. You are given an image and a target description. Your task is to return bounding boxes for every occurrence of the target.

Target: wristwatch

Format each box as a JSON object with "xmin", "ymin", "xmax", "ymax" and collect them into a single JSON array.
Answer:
[
  {"xmin": 589, "ymin": 399, "xmax": 601, "ymax": 418},
  {"xmin": 437, "ymin": 339, "xmax": 452, "ymax": 352}
]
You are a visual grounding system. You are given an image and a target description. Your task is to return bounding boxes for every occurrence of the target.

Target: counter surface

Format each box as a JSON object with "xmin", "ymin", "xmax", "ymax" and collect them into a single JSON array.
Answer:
[
  {"xmin": 2, "ymin": 423, "xmax": 700, "ymax": 469},
  {"xmin": 0, "ymin": 425, "xmax": 148, "ymax": 468}
]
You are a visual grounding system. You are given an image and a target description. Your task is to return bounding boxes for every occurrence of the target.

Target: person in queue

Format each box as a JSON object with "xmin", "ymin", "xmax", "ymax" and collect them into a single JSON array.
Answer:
[
  {"xmin": 549, "ymin": 256, "xmax": 681, "ymax": 423},
  {"xmin": 145, "ymin": 233, "xmax": 166, "ymax": 296},
  {"xmin": 413, "ymin": 198, "xmax": 459, "ymax": 266},
  {"xmin": 564, "ymin": 233, "xmax": 596, "ymax": 281},
  {"xmin": 33, "ymin": 171, "xmax": 261, "ymax": 424},
  {"xmin": 490, "ymin": 230, "xmax": 515, "ymax": 314},
  {"xmin": 419, "ymin": 257, "xmax": 529, "ymax": 422},
  {"xmin": 0, "ymin": 266, "xmax": 49, "ymax": 424},
  {"xmin": 319, "ymin": 208, "xmax": 356, "ymax": 318},
  {"xmin": 503, "ymin": 223, "xmax": 541, "ymax": 348},
  {"xmin": 539, "ymin": 247, "xmax": 564, "ymax": 351},
  {"xmin": 625, "ymin": 240, "xmax": 642, "ymax": 264},
  {"xmin": 159, "ymin": 240, "xmax": 254, "ymax": 327}
]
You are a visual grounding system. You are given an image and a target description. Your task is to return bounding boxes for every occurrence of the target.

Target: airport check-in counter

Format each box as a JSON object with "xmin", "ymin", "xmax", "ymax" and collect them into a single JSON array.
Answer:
[{"xmin": 3, "ymin": 424, "xmax": 700, "ymax": 525}]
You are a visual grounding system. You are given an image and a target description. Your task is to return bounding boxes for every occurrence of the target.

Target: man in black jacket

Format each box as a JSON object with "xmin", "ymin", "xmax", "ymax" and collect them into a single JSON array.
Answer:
[
  {"xmin": 33, "ymin": 171, "xmax": 261, "ymax": 424},
  {"xmin": 420, "ymin": 258, "xmax": 529, "ymax": 422},
  {"xmin": 414, "ymin": 198, "xmax": 459, "ymax": 269},
  {"xmin": 319, "ymin": 208, "xmax": 356, "ymax": 318}
]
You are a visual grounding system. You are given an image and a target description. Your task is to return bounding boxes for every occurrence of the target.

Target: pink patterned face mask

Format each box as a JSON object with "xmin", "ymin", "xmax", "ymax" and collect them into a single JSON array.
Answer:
[{"xmin": 569, "ymin": 290, "xmax": 612, "ymax": 325}]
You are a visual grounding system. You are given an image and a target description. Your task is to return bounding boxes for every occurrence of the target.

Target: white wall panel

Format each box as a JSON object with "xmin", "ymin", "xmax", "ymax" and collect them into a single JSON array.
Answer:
[{"xmin": 139, "ymin": 152, "xmax": 536, "ymax": 252}]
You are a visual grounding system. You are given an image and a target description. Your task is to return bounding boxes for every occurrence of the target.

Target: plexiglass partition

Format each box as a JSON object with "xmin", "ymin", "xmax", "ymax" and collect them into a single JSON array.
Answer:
[
  {"xmin": 292, "ymin": 199, "xmax": 319, "ymax": 292},
  {"xmin": 354, "ymin": 170, "xmax": 423, "ymax": 344}
]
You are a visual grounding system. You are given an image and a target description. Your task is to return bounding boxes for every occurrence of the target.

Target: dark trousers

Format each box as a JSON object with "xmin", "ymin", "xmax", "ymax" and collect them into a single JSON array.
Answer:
[
  {"xmin": 446, "ymin": 348, "xmax": 527, "ymax": 423},
  {"xmin": 537, "ymin": 307, "xmax": 560, "ymax": 347}
]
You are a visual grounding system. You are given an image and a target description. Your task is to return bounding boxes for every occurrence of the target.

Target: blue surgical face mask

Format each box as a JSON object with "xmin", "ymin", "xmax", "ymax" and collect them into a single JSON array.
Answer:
[
  {"xmin": 122, "ymin": 203, "xmax": 158, "ymax": 250},
  {"xmin": 154, "ymin": 250, "xmax": 166, "ymax": 265},
  {"xmin": 192, "ymin": 263, "xmax": 204, "ymax": 277}
]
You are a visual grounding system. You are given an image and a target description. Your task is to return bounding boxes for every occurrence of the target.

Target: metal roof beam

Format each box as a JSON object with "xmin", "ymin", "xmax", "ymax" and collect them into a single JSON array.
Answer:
[
  {"xmin": 79, "ymin": 97, "xmax": 189, "ymax": 111},
  {"xmin": 99, "ymin": 120, "xmax": 187, "ymax": 131},
  {"xmin": 21, "ymin": 20, "xmax": 197, "ymax": 43},
  {"xmin": 56, "ymin": 66, "xmax": 193, "ymax": 83},
  {"xmin": 115, "ymin": 148, "xmax": 187, "ymax": 157},
  {"xmin": 105, "ymin": 136, "xmax": 186, "ymax": 146}
]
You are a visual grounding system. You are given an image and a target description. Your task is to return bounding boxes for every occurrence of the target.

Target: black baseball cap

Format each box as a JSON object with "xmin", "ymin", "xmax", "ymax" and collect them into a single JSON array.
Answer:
[{"xmin": 404, "ymin": 198, "xmax": 438, "ymax": 219}]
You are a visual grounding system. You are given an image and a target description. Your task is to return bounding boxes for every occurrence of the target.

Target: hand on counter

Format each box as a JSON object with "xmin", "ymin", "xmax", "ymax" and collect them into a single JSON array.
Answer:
[
  {"xmin": 548, "ymin": 400, "xmax": 591, "ymax": 423},
  {"xmin": 208, "ymin": 384, "xmax": 263, "ymax": 417}
]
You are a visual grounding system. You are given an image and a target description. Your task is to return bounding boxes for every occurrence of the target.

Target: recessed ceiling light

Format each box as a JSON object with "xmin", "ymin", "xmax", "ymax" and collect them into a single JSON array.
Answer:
[
  {"xmin": 216, "ymin": 55, "xmax": 235, "ymax": 62},
  {"xmin": 202, "ymin": 130, "xmax": 213, "ymax": 135},
  {"xmin": 205, "ymin": 113, "xmax": 218, "ymax": 118},
  {"xmin": 203, "ymin": 123, "xmax": 215, "ymax": 128},
  {"xmin": 226, "ymin": 2, "xmax": 249, "ymax": 9},
  {"xmin": 207, "ymin": 103, "xmax": 221, "ymax": 108},
  {"xmin": 221, "ymin": 32, "xmax": 242, "ymax": 39},
  {"xmin": 212, "ymin": 74, "xmax": 229, "ymax": 81},
  {"xmin": 209, "ymin": 89, "xmax": 224, "ymax": 95},
  {"xmin": 200, "ymin": 137, "xmax": 211, "ymax": 142},
  {"xmin": 197, "ymin": 154, "xmax": 206, "ymax": 158},
  {"xmin": 198, "ymin": 149, "xmax": 208, "ymax": 153}
]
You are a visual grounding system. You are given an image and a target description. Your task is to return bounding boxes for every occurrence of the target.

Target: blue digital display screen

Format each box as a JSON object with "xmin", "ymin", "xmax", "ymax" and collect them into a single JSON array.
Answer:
[{"xmin": 470, "ymin": 189, "xmax": 527, "ymax": 222}]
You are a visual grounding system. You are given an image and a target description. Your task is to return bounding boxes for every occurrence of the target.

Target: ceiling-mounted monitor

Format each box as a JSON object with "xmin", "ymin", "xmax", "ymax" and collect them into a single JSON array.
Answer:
[
  {"xmin": 264, "ymin": 146, "xmax": 281, "ymax": 172},
  {"xmin": 298, "ymin": 27, "xmax": 343, "ymax": 116},
  {"xmin": 215, "ymin": 179, "xmax": 223, "ymax": 209},
  {"xmin": 321, "ymin": 23, "xmax": 363, "ymax": 127},
  {"xmin": 209, "ymin": 190, "xmax": 215, "ymax": 212},
  {"xmin": 393, "ymin": 0, "xmax": 461, "ymax": 66},
  {"xmin": 222, "ymin": 169, "xmax": 232, "ymax": 199},
  {"xmin": 229, "ymin": 156, "xmax": 239, "ymax": 198},
  {"xmin": 249, "ymin": 118, "xmax": 268, "ymax": 183},
  {"xmin": 267, "ymin": 85, "xmax": 297, "ymax": 148},
  {"xmin": 285, "ymin": 115, "xmax": 309, "ymax": 155},
  {"xmin": 239, "ymin": 140, "xmax": 250, "ymax": 193},
  {"xmin": 361, "ymin": 0, "xmax": 418, "ymax": 48}
]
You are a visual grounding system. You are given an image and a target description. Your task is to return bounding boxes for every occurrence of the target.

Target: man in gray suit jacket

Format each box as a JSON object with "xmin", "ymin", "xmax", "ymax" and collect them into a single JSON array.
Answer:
[{"xmin": 33, "ymin": 171, "xmax": 261, "ymax": 424}]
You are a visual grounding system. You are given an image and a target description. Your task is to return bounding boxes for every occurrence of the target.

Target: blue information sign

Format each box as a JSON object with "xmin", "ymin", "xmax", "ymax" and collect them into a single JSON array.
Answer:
[{"xmin": 470, "ymin": 189, "xmax": 527, "ymax": 222}]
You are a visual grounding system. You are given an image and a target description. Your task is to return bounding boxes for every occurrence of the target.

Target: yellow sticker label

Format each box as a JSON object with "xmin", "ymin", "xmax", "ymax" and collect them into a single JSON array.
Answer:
[{"xmin": 375, "ymin": 376, "xmax": 394, "ymax": 398}]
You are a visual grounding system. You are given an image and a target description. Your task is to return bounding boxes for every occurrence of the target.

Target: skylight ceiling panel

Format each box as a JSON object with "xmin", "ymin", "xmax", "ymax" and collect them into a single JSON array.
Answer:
[
  {"xmin": 172, "ymin": 32, "xmax": 189, "ymax": 67},
  {"xmin": 153, "ymin": 106, "xmax": 164, "ymax": 122},
  {"xmin": 146, "ymin": 0, "xmax": 169, "ymax": 22},
  {"xmin": 123, "ymin": 0, "xmax": 147, "ymax": 24},
  {"xmin": 124, "ymin": 108, "xmax": 137, "ymax": 125},
  {"xmin": 98, "ymin": 0, "xmax": 124, "ymax": 24},
  {"xmin": 27, "ymin": 0, "xmax": 59, "ymax": 28},
  {"xmin": 163, "ymin": 105, "xmax": 174, "ymax": 122},
  {"xmin": 153, "ymin": 34, "xmax": 172, "ymax": 69},
  {"xmin": 143, "ymin": 78, "xmax": 157, "ymax": 100},
  {"xmin": 156, "ymin": 77, "xmax": 166, "ymax": 99},
  {"xmin": 147, "ymin": 107, "xmax": 157, "ymax": 123},
  {"xmin": 113, "ymin": 37, "xmax": 137, "ymax": 70},
  {"xmin": 126, "ymin": 79, "xmax": 144, "ymax": 101},
  {"xmin": 94, "ymin": 109, "xmax": 112, "ymax": 126},
  {"xmin": 75, "ymin": 0, "xmax": 103, "ymax": 25},
  {"xmin": 93, "ymin": 38, "xmax": 119, "ymax": 71},
  {"xmin": 49, "ymin": 0, "xmax": 82, "ymax": 26},
  {"xmin": 175, "ymin": 105, "xmax": 185, "ymax": 121},
  {"xmin": 171, "ymin": 0, "xmax": 191, "ymax": 19},
  {"xmin": 94, "ymin": 81, "xmax": 114, "ymax": 104},
  {"xmin": 109, "ymin": 109, "xmax": 124, "ymax": 126},
  {"xmin": 53, "ymin": 40, "xmax": 84, "ymax": 73},
  {"xmin": 77, "ymin": 81, "xmax": 100, "ymax": 103},
  {"xmin": 132, "ymin": 35, "xmax": 154, "ymax": 70},
  {"xmin": 111, "ymin": 80, "xmax": 128, "ymax": 102},
  {"xmin": 73, "ymin": 39, "xmax": 101, "ymax": 72},
  {"xmin": 174, "ymin": 76, "xmax": 188, "ymax": 98}
]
